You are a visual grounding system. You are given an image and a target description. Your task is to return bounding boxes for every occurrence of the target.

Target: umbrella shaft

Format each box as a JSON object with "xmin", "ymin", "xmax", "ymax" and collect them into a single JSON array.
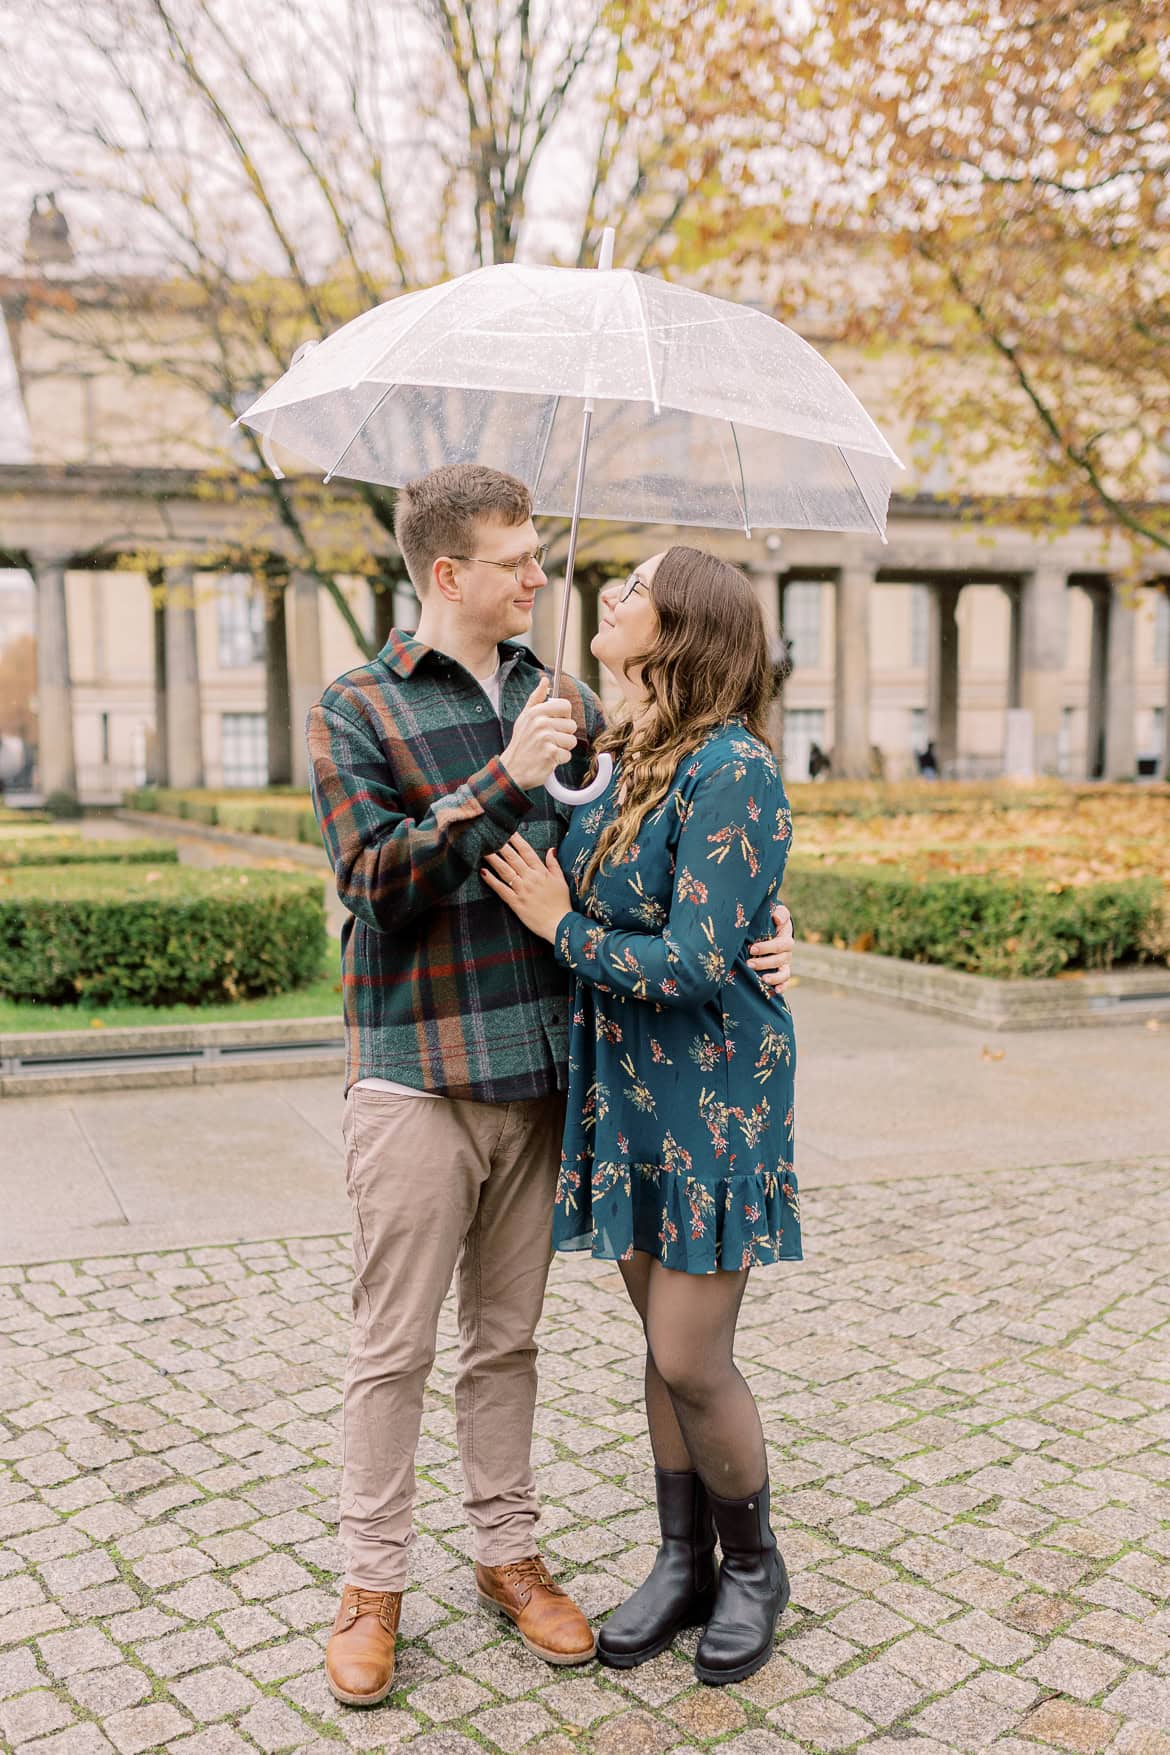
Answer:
[{"xmin": 552, "ymin": 406, "xmax": 593, "ymax": 696}]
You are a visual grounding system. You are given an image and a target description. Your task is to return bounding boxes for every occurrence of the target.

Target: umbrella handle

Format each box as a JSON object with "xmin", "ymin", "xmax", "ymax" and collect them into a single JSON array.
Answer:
[{"xmin": 546, "ymin": 752, "xmax": 613, "ymax": 806}]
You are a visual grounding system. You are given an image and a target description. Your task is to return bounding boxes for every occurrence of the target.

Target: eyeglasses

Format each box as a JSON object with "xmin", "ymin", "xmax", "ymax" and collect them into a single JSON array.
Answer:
[
  {"xmin": 452, "ymin": 544, "xmax": 548, "ymax": 583},
  {"xmin": 617, "ymin": 572, "xmax": 651, "ymax": 604}
]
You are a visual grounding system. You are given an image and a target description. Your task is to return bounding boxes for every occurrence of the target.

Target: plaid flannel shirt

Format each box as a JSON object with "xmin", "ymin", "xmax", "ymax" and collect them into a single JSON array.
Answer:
[{"xmin": 308, "ymin": 629, "xmax": 605, "ymax": 1102}]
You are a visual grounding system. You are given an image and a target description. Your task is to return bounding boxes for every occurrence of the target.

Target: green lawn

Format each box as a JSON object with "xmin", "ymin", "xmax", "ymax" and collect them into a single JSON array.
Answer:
[{"xmin": 0, "ymin": 949, "xmax": 342, "ymax": 1034}]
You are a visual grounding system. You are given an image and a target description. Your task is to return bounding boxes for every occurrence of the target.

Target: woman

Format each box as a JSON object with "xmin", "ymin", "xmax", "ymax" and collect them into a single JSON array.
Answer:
[{"xmin": 482, "ymin": 546, "xmax": 799, "ymax": 1686}]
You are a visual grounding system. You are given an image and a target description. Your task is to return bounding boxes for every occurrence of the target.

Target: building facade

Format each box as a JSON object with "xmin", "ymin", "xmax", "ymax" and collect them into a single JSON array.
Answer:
[{"xmin": 1, "ymin": 254, "xmax": 1168, "ymax": 799}]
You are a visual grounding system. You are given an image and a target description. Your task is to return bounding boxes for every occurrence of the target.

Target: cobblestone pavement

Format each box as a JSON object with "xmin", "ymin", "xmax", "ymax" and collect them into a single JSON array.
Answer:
[{"xmin": 2, "ymin": 1158, "xmax": 1169, "ymax": 1755}]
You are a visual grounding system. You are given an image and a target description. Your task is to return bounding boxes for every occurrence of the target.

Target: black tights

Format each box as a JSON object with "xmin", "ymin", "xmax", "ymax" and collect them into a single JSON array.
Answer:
[{"xmin": 618, "ymin": 1252, "xmax": 767, "ymax": 1500}]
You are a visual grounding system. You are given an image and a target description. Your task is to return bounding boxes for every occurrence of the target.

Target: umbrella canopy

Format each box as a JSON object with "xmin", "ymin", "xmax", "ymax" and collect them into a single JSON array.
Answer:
[{"xmin": 239, "ymin": 262, "xmax": 902, "ymax": 538}]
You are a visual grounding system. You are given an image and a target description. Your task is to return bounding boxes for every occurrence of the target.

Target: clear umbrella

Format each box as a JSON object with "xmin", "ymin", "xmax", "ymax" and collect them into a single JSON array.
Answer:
[{"xmin": 239, "ymin": 230, "xmax": 902, "ymax": 803}]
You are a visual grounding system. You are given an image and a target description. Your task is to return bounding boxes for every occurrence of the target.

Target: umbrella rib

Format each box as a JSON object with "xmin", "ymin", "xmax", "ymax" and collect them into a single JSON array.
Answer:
[
  {"xmin": 631, "ymin": 276, "xmax": 662, "ymax": 415},
  {"xmin": 323, "ymin": 383, "xmax": 397, "ymax": 483},
  {"xmin": 836, "ymin": 445, "xmax": 889, "ymax": 544},
  {"xmin": 530, "ymin": 395, "xmax": 560, "ymax": 502},
  {"xmin": 728, "ymin": 421, "xmax": 752, "ymax": 537}
]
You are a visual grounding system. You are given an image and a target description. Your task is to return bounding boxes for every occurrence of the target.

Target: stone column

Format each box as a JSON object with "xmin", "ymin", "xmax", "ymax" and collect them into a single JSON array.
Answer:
[
  {"xmin": 149, "ymin": 571, "xmax": 169, "ymax": 785},
  {"xmin": 289, "ymin": 570, "xmax": 323, "ymax": 790},
  {"xmin": 32, "ymin": 558, "xmax": 78, "ymax": 798},
  {"xmin": 264, "ymin": 581, "xmax": 293, "ymax": 787},
  {"xmin": 752, "ymin": 568, "xmax": 785, "ymax": 757},
  {"xmin": 833, "ymin": 565, "xmax": 873, "ymax": 779},
  {"xmin": 1086, "ymin": 588, "xmax": 1108, "ymax": 777},
  {"xmin": 927, "ymin": 580, "xmax": 962, "ymax": 775},
  {"xmin": 1104, "ymin": 584, "xmax": 1137, "ymax": 781},
  {"xmin": 163, "ymin": 566, "xmax": 204, "ymax": 790},
  {"xmin": 1016, "ymin": 564, "xmax": 1069, "ymax": 775}
]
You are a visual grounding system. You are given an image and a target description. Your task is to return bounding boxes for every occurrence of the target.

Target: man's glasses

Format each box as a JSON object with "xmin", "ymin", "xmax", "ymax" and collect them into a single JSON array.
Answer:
[{"xmin": 453, "ymin": 544, "xmax": 549, "ymax": 583}]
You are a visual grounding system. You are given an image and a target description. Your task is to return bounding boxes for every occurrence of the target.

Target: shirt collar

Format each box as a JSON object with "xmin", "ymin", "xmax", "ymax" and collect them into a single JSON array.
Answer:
[{"xmin": 379, "ymin": 629, "xmax": 544, "ymax": 684}]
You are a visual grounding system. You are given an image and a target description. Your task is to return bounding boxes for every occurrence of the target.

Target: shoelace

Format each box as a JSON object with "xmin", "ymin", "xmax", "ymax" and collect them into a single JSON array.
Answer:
[
  {"xmin": 499, "ymin": 1557, "xmax": 563, "ymax": 1599},
  {"xmin": 345, "ymin": 1588, "xmax": 398, "ymax": 1628}
]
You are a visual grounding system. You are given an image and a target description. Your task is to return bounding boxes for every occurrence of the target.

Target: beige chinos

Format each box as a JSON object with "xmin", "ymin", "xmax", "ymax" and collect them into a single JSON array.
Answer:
[{"xmin": 339, "ymin": 1084, "xmax": 565, "ymax": 1590}]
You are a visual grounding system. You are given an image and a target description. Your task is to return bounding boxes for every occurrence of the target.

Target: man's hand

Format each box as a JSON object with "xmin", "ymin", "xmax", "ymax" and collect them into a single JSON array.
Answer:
[
  {"xmin": 501, "ymin": 677, "xmax": 579, "ymax": 791},
  {"xmin": 748, "ymin": 902, "xmax": 795, "ymax": 993}
]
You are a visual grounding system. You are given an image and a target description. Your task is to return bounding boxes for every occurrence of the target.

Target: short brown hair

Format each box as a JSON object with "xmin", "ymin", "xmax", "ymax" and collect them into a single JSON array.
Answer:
[{"xmin": 394, "ymin": 465, "xmax": 532, "ymax": 593}]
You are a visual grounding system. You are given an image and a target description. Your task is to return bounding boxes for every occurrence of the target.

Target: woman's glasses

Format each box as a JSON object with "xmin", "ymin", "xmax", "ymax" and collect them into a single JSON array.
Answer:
[{"xmin": 617, "ymin": 573, "xmax": 650, "ymax": 604}]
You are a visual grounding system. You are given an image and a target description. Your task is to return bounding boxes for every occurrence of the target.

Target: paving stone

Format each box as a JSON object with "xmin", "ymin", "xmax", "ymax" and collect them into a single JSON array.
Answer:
[
  {"xmin": 0, "ymin": 1688, "xmax": 76, "ymax": 1744},
  {"xmin": 67, "ymin": 1666, "xmax": 153, "ymax": 1715},
  {"xmin": 1019, "ymin": 1699, "xmax": 1121, "ymax": 1752},
  {"xmin": 408, "ymin": 1675, "xmax": 493, "ymax": 1721},
  {"xmin": 135, "ymin": 1626, "xmax": 232, "ymax": 1677},
  {"xmin": 911, "ymin": 1679, "xmax": 1025, "ymax": 1750},
  {"xmin": 827, "ymin": 1657, "xmax": 933, "ymax": 1726},
  {"xmin": 215, "ymin": 1605, "xmax": 286, "ymax": 1650},
  {"xmin": 235, "ymin": 1699, "xmax": 312, "ymax": 1753},
  {"xmin": 0, "ymin": 1646, "xmax": 44, "ymax": 1696},
  {"xmin": 14, "ymin": 1725, "xmax": 116, "ymax": 1754},
  {"xmin": 37, "ymin": 1626, "xmax": 123, "ymax": 1679},
  {"xmin": 590, "ymin": 1710, "xmax": 675, "ymax": 1755},
  {"xmin": 102, "ymin": 1702, "xmax": 194, "ymax": 1755},
  {"xmin": 941, "ymin": 1608, "xmax": 1038, "ymax": 1666},
  {"xmin": 668, "ymin": 1688, "xmax": 748, "ymax": 1739},
  {"xmin": 1022, "ymin": 1636, "xmax": 1127, "ymax": 1701},
  {"xmin": 167, "ymin": 1664, "xmax": 264, "ymax": 1721},
  {"xmin": 470, "ymin": 1701, "xmax": 556, "ymax": 1751},
  {"xmin": 768, "ymin": 1693, "xmax": 873, "ymax": 1750},
  {"xmin": 1101, "ymin": 1674, "xmax": 1170, "ymax": 1733}
]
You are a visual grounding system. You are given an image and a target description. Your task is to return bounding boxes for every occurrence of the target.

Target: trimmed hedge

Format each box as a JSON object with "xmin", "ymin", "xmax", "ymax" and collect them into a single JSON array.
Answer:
[
  {"xmin": 124, "ymin": 787, "xmax": 322, "ymax": 848},
  {"xmin": 0, "ymin": 864, "xmax": 326, "ymax": 1005},
  {"xmin": 0, "ymin": 809, "xmax": 51, "ymax": 825},
  {"xmin": 782, "ymin": 860, "xmax": 1164, "ymax": 978},
  {"xmin": 0, "ymin": 838, "xmax": 179, "ymax": 870},
  {"xmin": 786, "ymin": 780, "xmax": 1170, "ymax": 819}
]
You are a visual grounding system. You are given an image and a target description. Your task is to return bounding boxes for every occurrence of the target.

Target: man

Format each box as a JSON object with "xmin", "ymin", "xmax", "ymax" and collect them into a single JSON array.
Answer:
[{"xmin": 308, "ymin": 464, "xmax": 796, "ymax": 1706}]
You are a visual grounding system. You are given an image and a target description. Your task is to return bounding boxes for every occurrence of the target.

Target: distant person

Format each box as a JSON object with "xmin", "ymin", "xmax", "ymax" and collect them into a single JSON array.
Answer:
[
  {"xmin": 807, "ymin": 740, "xmax": 831, "ymax": 780},
  {"xmin": 868, "ymin": 743, "xmax": 885, "ymax": 781},
  {"xmin": 917, "ymin": 739, "xmax": 939, "ymax": 779}
]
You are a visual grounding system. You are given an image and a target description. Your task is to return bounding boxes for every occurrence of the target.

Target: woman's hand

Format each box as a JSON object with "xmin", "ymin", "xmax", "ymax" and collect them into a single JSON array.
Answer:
[{"xmin": 483, "ymin": 834, "xmax": 574, "ymax": 942}]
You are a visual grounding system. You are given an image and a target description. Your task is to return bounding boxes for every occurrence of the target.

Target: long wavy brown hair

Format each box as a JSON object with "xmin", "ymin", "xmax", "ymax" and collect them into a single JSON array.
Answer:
[{"xmin": 580, "ymin": 545, "xmax": 773, "ymax": 892}]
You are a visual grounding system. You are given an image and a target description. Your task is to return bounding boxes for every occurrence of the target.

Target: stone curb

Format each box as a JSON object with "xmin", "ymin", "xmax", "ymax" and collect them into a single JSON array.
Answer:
[
  {"xmin": 795, "ymin": 940, "xmax": 1170, "ymax": 1029},
  {"xmin": 116, "ymin": 807, "xmax": 329, "ymax": 868}
]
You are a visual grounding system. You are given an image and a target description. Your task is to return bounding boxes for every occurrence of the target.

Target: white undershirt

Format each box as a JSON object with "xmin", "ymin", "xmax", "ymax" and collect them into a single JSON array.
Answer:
[{"xmin": 355, "ymin": 657, "xmax": 503, "ymax": 1101}]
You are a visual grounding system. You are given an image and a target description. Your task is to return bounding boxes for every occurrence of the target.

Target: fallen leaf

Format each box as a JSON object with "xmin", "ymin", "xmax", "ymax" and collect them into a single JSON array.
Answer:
[
  {"xmin": 89, "ymin": 1018, "xmax": 106, "ymax": 1029},
  {"xmin": 980, "ymin": 1045, "xmax": 1006, "ymax": 1061}
]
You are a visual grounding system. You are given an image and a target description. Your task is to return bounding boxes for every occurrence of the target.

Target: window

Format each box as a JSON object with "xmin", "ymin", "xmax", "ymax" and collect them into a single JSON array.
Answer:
[
  {"xmin": 910, "ymin": 586, "xmax": 929, "ymax": 669},
  {"xmin": 217, "ymin": 575, "xmax": 265, "ymax": 669},
  {"xmin": 221, "ymin": 713, "xmax": 268, "ymax": 787},
  {"xmin": 909, "ymin": 707, "xmax": 928, "ymax": 753},
  {"xmin": 99, "ymin": 712, "xmax": 110, "ymax": 765},
  {"xmin": 782, "ymin": 583, "xmax": 822, "ymax": 670},
  {"xmin": 783, "ymin": 708, "xmax": 826, "ymax": 781},
  {"xmin": 1156, "ymin": 593, "xmax": 1169, "ymax": 669}
]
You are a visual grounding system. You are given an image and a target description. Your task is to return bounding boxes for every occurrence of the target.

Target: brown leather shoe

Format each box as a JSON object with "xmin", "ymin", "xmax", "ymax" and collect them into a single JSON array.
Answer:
[
  {"xmin": 476, "ymin": 1556, "xmax": 596, "ymax": 1665},
  {"xmin": 325, "ymin": 1585, "xmax": 402, "ymax": 1705}
]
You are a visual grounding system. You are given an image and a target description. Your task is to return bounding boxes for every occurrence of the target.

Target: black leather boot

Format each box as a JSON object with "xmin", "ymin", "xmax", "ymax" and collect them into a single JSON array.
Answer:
[
  {"xmin": 598, "ymin": 1469, "xmax": 718, "ymax": 1668},
  {"xmin": 694, "ymin": 1479, "xmax": 789, "ymax": 1685}
]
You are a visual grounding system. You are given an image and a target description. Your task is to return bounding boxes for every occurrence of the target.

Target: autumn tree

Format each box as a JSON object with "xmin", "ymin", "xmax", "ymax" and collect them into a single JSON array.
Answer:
[
  {"xmin": 708, "ymin": 1, "xmax": 1170, "ymax": 561},
  {"xmin": 0, "ymin": 0, "xmax": 762, "ymax": 655}
]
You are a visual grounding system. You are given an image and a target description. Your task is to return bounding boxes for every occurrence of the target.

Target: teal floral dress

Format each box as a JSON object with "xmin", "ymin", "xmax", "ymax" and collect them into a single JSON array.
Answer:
[{"xmin": 551, "ymin": 723, "xmax": 801, "ymax": 1275}]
